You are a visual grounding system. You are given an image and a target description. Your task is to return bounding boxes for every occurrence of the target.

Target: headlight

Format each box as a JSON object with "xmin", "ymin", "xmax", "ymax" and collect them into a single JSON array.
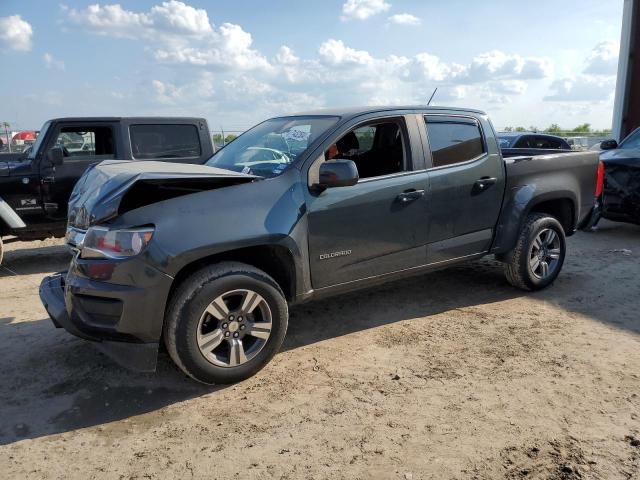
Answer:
[{"xmin": 80, "ymin": 226, "xmax": 154, "ymax": 259}]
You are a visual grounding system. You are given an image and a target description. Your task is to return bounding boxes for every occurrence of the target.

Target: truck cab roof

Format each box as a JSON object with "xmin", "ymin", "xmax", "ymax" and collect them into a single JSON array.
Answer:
[{"xmin": 291, "ymin": 105, "xmax": 487, "ymax": 119}]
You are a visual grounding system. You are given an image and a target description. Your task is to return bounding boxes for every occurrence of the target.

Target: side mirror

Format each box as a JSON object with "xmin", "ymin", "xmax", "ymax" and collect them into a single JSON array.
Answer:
[
  {"xmin": 600, "ymin": 139, "xmax": 618, "ymax": 150},
  {"xmin": 46, "ymin": 147, "xmax": 64, "ymax": 166},
  {"xmin": 317, "ymin": 159, "xmax": 359, "ymax": 189}
]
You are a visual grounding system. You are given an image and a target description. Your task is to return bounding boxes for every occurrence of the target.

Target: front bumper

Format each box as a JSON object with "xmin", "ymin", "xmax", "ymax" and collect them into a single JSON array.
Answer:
[{"xmin": 39, "ymin": 268, "xmax": 170, "ymax": 372}]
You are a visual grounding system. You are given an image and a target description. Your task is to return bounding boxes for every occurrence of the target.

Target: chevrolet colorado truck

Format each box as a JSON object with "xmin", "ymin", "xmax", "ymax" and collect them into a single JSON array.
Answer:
[
  {"xmin": 39, "ymin": 106, "xmax": 601, "ymax": 384},
  {"xmin": 0, "ymin": 117, "xmax": 214, "ymax": 264}
]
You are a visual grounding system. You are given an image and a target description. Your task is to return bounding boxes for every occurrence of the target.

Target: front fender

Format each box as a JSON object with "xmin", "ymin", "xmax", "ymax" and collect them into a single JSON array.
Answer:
[
  {"xmin": 109, "ymin": 170, "xmax": 312, "ymax": 298},
  {"xmin": 0, "ymin": 195, "xmax": 27, "ymax": 230}
]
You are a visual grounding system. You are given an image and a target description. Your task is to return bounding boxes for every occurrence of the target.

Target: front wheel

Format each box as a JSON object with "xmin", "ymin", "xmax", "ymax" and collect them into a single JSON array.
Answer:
[
  {"xmin": 164, "ymin": 262, "xmax": 288, "ymax": 384},
  {"xmin": 503, "ymin": 213, "xmax": 566, "ymax": 291}
]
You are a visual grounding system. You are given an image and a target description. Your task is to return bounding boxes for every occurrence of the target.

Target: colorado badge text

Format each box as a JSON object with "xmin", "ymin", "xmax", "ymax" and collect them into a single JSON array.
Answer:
[{"xmin": 319, "ymin": 250, "xmax": 352, "ymax": 260}]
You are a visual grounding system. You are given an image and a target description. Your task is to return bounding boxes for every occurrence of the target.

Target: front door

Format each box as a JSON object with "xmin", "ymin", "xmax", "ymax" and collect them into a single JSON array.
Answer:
[
  {"xmin": 306, "ymin": 116, "xmax": 429, "ymax": 289},
  {"xmin": 39, "ymin": 123, "xmax": 117, "ymax": 221}
]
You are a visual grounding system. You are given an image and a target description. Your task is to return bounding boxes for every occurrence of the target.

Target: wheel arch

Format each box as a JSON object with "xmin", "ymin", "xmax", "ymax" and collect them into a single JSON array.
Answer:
[
  {"xmin": 167, "ymin": 243, "xmax": 299, "ymax": 305},
  {"xmin": 493, "ymin": 187, "xmax": 577, "ymax": 260},
  {"xmin": 527, "ymin": 196, "xmax": 575, "ymax": 234}
]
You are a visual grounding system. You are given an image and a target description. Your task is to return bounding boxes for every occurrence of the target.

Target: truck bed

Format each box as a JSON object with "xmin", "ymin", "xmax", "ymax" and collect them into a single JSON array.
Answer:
[{"xmin": 491, "ymin": 150, "xmax": 600, "ymax": 253}]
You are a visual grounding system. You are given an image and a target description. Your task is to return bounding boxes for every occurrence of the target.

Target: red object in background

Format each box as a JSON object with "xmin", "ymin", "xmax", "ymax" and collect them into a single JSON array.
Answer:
[
  {"xmin": 595, "ymin": 161, "xmax": 605, "ymax": 198},
  {"xmin": 12, "ymin": 131, "xmax": 36, "ymax": 141}
]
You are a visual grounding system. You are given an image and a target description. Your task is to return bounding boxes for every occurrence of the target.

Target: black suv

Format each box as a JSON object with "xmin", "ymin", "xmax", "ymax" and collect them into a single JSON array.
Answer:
[{"xmin": 0, "ymin": 117, "xmax": 214, "ymax": 263}]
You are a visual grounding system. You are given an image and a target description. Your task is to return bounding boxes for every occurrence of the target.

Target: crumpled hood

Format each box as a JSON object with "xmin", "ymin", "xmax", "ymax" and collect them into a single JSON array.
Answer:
[{"xmin": 68, "ymin": 160, "xmax": 257, "ymax": 229}]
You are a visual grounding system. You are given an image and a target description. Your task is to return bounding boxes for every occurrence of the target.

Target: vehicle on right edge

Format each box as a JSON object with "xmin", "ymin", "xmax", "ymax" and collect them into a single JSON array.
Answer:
[
  {"xmin": 590, "ymin": 127, "xmax": 640, "ymax": 226},
  {"xmin": 40, "ymin": 106, "xmax": 601, "ymax": 384}
]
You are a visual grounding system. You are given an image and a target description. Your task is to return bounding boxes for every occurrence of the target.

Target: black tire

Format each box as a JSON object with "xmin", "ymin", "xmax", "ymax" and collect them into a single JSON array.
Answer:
[
  {"xmin": 164, "ymin": 262, "xmax": 288, "ymax": 384},
  {"xmin": 503, "ymin": 213, "xmax": 566, "ymax": 291},
  {"xmin": 0, "ymin": 236, "xmax": 3, "ymax": 266}
]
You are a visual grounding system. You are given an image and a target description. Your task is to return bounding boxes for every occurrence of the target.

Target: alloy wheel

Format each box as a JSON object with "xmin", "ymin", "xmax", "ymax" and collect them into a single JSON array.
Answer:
[
  {"xmin": 529, "ymin": 228, "xmax": 562, "ymax": 279},
  {"xmin": 196, "ymin": 289, "xmax": 273, "ymax": 367}
]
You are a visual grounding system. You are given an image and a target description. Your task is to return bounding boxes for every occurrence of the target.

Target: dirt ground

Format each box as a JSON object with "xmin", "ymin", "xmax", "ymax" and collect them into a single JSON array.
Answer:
[{"xmin": 1, "ymin": 220, "xmax": 639, "ymax": 479}]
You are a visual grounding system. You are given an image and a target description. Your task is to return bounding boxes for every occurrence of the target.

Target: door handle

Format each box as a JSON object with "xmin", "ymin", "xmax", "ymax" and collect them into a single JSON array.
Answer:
[
  {"xmin": 474, "ymin": 177, "xmax": 497, "ymax": 191},
  {"xmin": 396, "ymin": 189, "xmax": 425, "ymax": 203}
]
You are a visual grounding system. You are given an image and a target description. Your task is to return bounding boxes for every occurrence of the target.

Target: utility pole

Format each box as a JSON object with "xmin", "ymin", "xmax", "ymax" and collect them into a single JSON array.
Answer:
[
  {"xmin": 2, "ymin": 122, "xmax": 11, "ymax": 153},
  {"xmin": 220, "ymin": 126, "xmax": 225, "ymax": 146}
]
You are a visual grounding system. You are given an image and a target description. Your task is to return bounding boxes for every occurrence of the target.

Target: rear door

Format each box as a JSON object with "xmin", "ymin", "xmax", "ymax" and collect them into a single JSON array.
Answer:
[
  {"xmin": 306, "ymin": 114, "xmax": 429, "ymax": 289},
  {"xmin": 40, "ymin": 122, "xmax": 118, "ymax": 221},
  {"xmin": 421, "ymin": 114, "xmax": 505, "ymax": 263}
]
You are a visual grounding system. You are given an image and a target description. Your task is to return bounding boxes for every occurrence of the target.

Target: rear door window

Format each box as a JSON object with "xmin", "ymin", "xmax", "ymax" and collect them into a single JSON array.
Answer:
[
  {"xmin": 130, "ymin": 124, "xmax": 201, "ymax": 159},
  {"xmin": 424, "ymin": 116, "xmax": 485, "ymax": 168}
]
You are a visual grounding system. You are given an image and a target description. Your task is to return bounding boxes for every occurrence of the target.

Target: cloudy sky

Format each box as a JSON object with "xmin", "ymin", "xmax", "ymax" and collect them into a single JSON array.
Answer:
[{"xmin": 0, "ymin": 0, "xmax": 624, "ymax": 133}]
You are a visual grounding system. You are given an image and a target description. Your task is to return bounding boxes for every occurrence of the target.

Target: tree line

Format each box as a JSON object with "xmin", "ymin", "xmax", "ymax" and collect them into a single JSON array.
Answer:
[{"xmin": 502, "ymin": 123, "xmax": 612, "ymax": 135}]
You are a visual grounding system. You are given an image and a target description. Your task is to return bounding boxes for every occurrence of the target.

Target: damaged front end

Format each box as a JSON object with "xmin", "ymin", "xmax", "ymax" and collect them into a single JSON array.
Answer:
[
  {"xmin": 601, "ymin": 156, "xmax": 640, "ymax": 226},
  {"xmin": 41, "ymin": 160, "xmax": 259, "ymax": 371}
]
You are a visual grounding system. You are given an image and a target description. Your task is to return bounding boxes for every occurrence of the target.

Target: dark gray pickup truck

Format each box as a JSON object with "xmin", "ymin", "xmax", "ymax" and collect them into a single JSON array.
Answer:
[
  {"xmin": 40, "ymin": 106, "xmax": 601, "ymax": 384},
  {"xmin": 0, "ymin": 117, "xmax": 214, "ymax": 264}
]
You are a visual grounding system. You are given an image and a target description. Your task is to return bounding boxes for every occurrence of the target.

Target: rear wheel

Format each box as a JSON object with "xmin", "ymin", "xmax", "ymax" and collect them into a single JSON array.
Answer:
[
  {"xmin": 504, "ymin": 213, "xmax": 566, "ymax": 291},
  {"xmin": 164, "ymin": 262, "xmax": 288, "ymax": 384}
]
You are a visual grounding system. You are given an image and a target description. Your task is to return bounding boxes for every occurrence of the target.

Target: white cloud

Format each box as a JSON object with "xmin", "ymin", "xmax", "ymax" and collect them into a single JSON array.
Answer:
[
  {"xmin": 43, "ymin": 53, "xmax": 65, "ymax": 71},
  {"xmin": 431, "ymin": 85, "xmax": 468, "ymax": 102},
  {"xmin": 492, "ymin": 80, "xmax": 527, "ymax": 95},
  {"xmin": 152, "ymin": 79, "xmax": 182, "ymax": 103},
  {"xmin": 152, "ymin": 72, "xmax": 215, "ymax": 104},
  {"xmin": 0, "ymin": 15, "xmax": 33, "ymax": 52},
  {"xmin": 68, "ymin": 4, "xmax": 151, "ymax": 38},
  {"xmin": 583, "ymin": 40, "xmax": 619, "ymax": 75},
  {"xmin": 275, "ymin": 45, "xmax": 299, "ymax": 65},
  {"xmin": 318, "ymin": 39, "xmax": 374, "ymax": 66},
  {"xmin": 388, "ymin": 13, "xmax": 421, "ymax": 26},
  {"xmin": 149, "ymin": 0, "xmax": 212, "ymax": 35},
  {"xmin": 223, "ymin": 76, "xmax": 272, "ymax": 96},
  {"xmin": 544, "ymin": 40, "xmax": 618, "ymax": 103},
  {"xmin": 62, "ymin": 4, "xmax": 623, "ymax": 125},
  {"xmin": 67, "ymin": 1, "xmax": 211, "ymax": 38},
  {"xmin": 340, "ymin": 0, "xmax": 391, "ymax": 21},
  {"xmin": 413, "ymin": 53, "xmax": 459, "ymax": 81},
  {"xmin": 544, "ymin": 75, "xmax": 615, "ymax": 102},
  {"xmin": 460, "ymin": 50, "xmax": 553, "ymax": 83},
  {"xmin": 68, "ymin": 2, "xmax": 269, "ymax": 70}
]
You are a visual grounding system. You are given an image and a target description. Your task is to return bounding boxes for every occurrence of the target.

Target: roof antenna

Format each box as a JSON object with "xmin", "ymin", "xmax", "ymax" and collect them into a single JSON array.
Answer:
[{"xmin": 427, "ymin": 87, "xmax": 438, "ymax": 106}]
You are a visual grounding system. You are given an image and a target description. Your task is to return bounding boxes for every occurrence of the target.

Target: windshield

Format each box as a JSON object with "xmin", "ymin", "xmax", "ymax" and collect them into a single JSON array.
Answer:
[
  {"xmin": 620, "ymin": 128, "xmax": 640, "ymax": 150},
  {"xmin": 28, "ymin": 121, "xmax": 51, "ymax": 159},
  {"xmin": 497, "ymin": 136, "xmax": 515, "ymax": 148},
  {"xmin": 206, "ymin": 116, "xmax": 339, "ymax": 178}
]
